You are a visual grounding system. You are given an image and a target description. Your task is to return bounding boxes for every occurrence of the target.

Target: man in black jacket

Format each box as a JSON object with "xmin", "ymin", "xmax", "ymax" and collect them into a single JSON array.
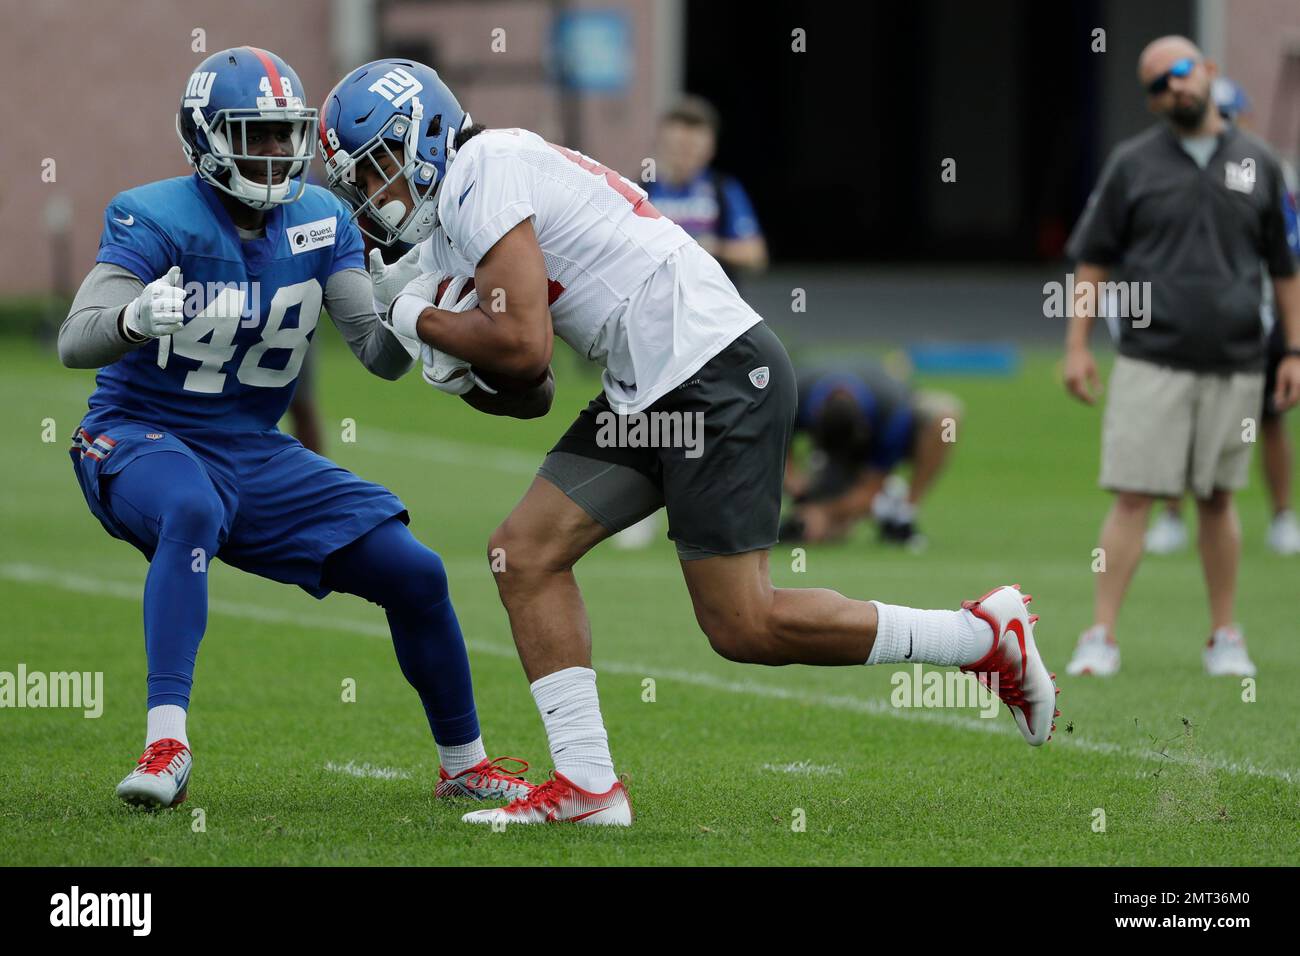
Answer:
[{"xmin": 1061, "ymin": 35, "xmax": 1300, "ymax": 678}]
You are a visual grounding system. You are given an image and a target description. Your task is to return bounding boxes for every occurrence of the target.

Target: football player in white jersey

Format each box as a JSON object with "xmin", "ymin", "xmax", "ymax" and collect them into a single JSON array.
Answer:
[{"xmin": 321, "ymin": 60, "xmax": 1060, "ymax": 827}]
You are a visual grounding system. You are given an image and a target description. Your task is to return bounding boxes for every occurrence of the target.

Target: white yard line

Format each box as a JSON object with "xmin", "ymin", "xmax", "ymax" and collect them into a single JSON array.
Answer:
[
  {"xmin": 323, "ymin": 760, "xmax": 411, "ymax": 781},
  {"xmin": 4, "ymin": 561, "xmax": 1296, "ymax": 787}
]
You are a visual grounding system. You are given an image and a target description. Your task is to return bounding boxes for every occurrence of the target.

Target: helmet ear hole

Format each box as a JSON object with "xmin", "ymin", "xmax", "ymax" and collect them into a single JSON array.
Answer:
[{"xmin": 427, "ymin": 114, "xmax": 442, "ymax": 139}]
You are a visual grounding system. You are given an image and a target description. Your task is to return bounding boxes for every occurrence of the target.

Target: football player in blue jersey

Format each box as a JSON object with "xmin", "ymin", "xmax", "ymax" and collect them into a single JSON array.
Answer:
[{"xmin": 58, "ymin": 47, "xmax": 537, "ymax": 809}]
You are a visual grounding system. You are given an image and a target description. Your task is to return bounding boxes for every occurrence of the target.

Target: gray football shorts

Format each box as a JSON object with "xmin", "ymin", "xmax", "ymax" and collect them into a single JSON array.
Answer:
[{"xmin": 539, "ymin": 321, "xmax": 796, "ymax": 559}]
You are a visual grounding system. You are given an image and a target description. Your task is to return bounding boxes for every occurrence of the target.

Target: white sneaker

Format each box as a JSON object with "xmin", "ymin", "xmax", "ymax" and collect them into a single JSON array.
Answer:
[
  {"xmin": 461, "ymin": 772, "xmax": 633, "ymax": 826},
  {"xmin": 116, "ymin": 738, "xmax": 191, "ymax": 809},
  {"xmin": 1066, "ymin": 625, "xmax": 1120, "ymax": 676},
  {"xmin": 1267, "ymin": 510, "xmax": 1300, "ymax": 555},
  {"xmin": 1203, "ymin": 626, "xmax": 1257, "ymax": 677},
  {"xmin": 1145, "ymin": 510, "xmax": 1189, "ymax": 555}
]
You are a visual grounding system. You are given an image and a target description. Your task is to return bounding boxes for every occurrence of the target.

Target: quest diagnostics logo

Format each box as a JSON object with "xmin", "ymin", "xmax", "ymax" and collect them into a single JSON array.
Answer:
[{"xmin": 287, "ymin": 218, "xmax": 337, "ymax": 254}]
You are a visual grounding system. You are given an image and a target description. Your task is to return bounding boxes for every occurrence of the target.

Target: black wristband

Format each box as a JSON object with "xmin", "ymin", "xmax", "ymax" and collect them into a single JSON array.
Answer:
[{"xmin": 118, "ymin": 309, "xmax": 147, "ymax": 344}]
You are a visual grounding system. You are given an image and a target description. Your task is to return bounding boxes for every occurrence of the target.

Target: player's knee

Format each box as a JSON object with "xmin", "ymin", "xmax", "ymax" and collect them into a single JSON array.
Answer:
[
  {"xmin": 487, "ymin": 518, "xmax": 569, "ymax": 586},
  {"xmin": 158, "ymin": 487, "xmax": 223, "ymax": 545},
  {"xmin": 402, "ymin": 546, "xmax": 450, "ymax": 608},
  {"xmin": 694, "ymin": 604, "xmax": 774, "ymax": 664}
]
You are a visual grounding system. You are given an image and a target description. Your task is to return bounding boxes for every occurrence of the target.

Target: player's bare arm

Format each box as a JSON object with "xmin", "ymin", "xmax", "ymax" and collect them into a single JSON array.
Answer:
[{"xmin": 412, "ymin": 220, "xmax": 554, "ymax": 379}]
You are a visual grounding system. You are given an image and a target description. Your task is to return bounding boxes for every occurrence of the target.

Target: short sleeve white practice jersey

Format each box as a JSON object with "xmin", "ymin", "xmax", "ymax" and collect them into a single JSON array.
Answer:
[{"xmin": 417, "ymin": 128, "xmax": 761, "ymax": 411}]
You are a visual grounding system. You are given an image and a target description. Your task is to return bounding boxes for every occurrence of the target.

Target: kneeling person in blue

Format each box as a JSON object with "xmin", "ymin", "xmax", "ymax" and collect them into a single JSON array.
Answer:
[{"xmin": 59, "ymin": 47, "xmax": 535, "ymax": 809}]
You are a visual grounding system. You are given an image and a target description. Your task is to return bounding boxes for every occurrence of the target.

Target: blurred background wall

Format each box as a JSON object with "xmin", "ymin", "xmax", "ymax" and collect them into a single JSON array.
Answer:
[{"xmin": 2, "ymin": 0, "xmax": 1296, "ymax": 342}]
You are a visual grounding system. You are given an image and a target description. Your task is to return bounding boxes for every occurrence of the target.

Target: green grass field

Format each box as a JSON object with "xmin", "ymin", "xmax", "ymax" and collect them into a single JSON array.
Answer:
[{"xmin": 2, "ymin": 326, "xmax": 1297, "ymax": 866}]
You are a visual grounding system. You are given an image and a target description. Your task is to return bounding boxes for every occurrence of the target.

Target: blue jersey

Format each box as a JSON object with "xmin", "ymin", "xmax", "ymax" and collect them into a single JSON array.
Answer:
[
  {"xmin": 796, "ymin": 363, "xmax": 917, "ymax": 471},
  {"xmin": 647, "ymin": 169, "xmax": 761, "ymax": 243},
  {"xmin": 88, "ymin": 175, "xmax": 364, "ymax": 432}
]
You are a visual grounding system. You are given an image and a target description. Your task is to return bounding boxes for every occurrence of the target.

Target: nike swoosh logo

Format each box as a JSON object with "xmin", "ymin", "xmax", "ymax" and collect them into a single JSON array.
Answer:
[
  {"xmin": 904, "ymin": 631, "xmax": 913, "ymax": 660},
  {"xmin": 569, "ymin": 807, "xmax": 609, "ymax": 822},
  {"xmin": 1005, "ymin": 619, "xmax": 1027, "ymax": 682},
  {"xmin": 458, "ymin": 181, "xmax": 475, "ymax": 207},
  {"xmin": 114, "ymin": 214, "xmax": 135, "ymax": 226}
]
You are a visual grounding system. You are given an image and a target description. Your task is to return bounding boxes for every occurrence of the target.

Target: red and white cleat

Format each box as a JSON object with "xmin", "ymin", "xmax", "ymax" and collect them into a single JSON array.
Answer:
[
  {"xmin": 115, "ymin": 738, "xmax": 192, "ymax": 809},
  {"xmin": 435, "ymin": 756, "xmax": 535, "ymax": 802},
  {"xmin": 960, "ymin": 585, "xmax": 1059, "ymax": 746},
  {"xmin": 461, "ymin": 772, "xmax": 633, "ymax": 826}
]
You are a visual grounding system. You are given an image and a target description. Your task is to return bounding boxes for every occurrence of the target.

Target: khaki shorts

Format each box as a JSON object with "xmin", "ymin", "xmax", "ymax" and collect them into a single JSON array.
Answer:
[{"xmin": 1100, "ymin": 355, "xmax": 1264, "ymax": 499}]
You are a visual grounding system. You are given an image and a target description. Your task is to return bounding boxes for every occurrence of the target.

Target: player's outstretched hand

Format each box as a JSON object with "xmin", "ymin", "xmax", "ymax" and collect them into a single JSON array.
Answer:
[
  {"xmin": 1275, "ymin": 354, "xmax": 1300, "ymax": 412},
  {"xmin": 368, "ymin": 247, "xmax": 422, "ymax": 311},
  {"xmin": 1063, "ymin": 346, "xmax": 1099, "ymax": 405},
  {"xmin": 123, "ymin": 266, "xmax": 185, "ymax": 340}
]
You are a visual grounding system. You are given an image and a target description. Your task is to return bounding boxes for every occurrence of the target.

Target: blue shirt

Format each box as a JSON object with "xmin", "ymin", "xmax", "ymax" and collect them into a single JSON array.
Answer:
[
  {"xmin": 796, "ymin": 364, "xmax": 917, "ymax": 472},
  {"xmin": 647, "ymin": 169, "xmax": 761, "ymax": 243},
  {"xmin": 89, "ymin": 175, "xmax": 364, "ymax": 432}
]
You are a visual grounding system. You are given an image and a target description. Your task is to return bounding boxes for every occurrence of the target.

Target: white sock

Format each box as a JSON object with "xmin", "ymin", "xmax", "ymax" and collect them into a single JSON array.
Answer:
[
  {"xmin": 531, "ymin": 666, "xmax": 618, "ymax": 793},
  {"xmin": 437, "ymin": 736, "xmax": 488, "ymax": 776},
  {"xmin": 866, "ymin": 602, "xmax": 994, "ymax": 667},
  {"xmin": 146, "ymin": 704, "xmax": 188, "ymax": 749}
]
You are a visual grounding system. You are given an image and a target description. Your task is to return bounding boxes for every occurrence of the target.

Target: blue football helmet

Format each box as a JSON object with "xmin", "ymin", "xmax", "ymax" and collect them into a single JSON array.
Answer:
[
  {"xmin": 319, "ymin": 59, "xmax": 471, "ymax": 245},
  {"xmin": 176, "ymin": 47, "xmax": 317, "ymax": 210}
]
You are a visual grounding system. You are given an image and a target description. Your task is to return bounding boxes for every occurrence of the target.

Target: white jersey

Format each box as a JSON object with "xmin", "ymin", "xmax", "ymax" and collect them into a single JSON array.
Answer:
[{"xmin": 416, "ymin": 128, "xmax": 761, "ymax": 412}]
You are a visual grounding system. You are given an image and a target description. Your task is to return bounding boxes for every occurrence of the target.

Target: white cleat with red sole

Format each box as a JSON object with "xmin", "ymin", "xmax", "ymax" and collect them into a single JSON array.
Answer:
[
  {"xmin": 435, "ymin": 756, "xmax": 535, "ymax": 802},
  {"xmin": 960, "ymin": 585, "xmax": 1059, "ymax": 746},
  {"xmin": 461, "ymin": 772, "xmax": 633, "ymax": 826},
  {"xmin": 115, "ymin": 738, "xmax": 192, "ymax": 809}
]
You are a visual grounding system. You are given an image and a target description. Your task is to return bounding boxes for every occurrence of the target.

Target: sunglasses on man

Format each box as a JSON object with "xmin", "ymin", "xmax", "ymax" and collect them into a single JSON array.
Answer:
[{"xmin": 1146, "ymin": 57, "xmax": 1197, "ymax": 95}]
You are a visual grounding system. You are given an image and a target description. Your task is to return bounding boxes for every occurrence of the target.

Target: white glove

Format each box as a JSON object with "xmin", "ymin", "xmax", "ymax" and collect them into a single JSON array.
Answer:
[
  {"xmin": 387, "ymin": 271, "xmax": 443, "ymax": 342},
  {"xmin": 420, "ymin": 343, "xmax": 476, "ymax": 395},
  {"xmin": 123, "ymin": 266, "xmax": 185, "ymax": 340},
  {"xmin": 368, "ymin": 246, "xmax": 424, "ymax": 310},
  {"xmin": 371, "ymin": 250, "xmax": 428, "ymax": 359}
]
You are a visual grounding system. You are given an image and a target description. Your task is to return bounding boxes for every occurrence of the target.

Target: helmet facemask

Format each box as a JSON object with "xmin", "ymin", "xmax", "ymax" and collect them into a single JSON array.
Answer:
[
  {"xmin": 181, "ymin": 105, "xmax": 317, "ymax": 210},
  {"xmin": 325, "ymin": 102, "xmax": 470, "ymax": 246}
]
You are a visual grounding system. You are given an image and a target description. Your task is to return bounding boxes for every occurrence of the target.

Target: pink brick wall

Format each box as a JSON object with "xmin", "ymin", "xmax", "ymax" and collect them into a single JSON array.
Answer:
[
  {"xmin": 0, "ymin": 0, "xmax": 666, "ymax": 296},
  {"xmin": 1222, "ymin": 0, "xmax": 1300, "ymax": 159}
]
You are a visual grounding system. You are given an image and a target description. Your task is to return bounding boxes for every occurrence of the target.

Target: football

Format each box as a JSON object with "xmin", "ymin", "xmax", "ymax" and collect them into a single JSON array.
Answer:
[
  {"xmin": 437, "ymin": 274, "xmax": 476, "ymax": 303},
  {"xmin": 472, "ymin": 365, "xmax": 549, "ymax": 393}
]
